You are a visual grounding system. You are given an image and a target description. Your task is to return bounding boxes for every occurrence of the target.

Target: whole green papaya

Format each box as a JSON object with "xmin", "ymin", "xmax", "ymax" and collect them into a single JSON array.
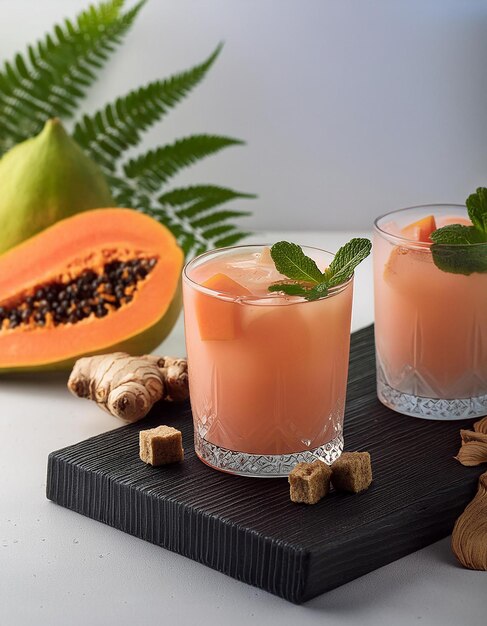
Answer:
[{"xmin": 0, "ymin": 118, "xmax": 113, "ymax": 254}]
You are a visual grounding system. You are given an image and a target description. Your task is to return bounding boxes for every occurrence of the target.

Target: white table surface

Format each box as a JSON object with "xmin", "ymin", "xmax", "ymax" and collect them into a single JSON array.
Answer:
[{"xmin": 1, "ymin": 231, "xmax": 485, "ymax": 626}]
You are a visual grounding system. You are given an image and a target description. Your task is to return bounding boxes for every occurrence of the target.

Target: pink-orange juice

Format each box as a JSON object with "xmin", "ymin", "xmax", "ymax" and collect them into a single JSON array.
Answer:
[
  {"xmin": 374, "ymin": 205, "xmax": 487, "ymax": 419},
  {"xmin": 183, "ymin": 245, "xmax": 353, "ymax": 477}
]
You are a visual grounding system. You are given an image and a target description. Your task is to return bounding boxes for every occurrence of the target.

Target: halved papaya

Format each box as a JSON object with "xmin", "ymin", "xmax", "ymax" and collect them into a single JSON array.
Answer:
[{"xmin": 0, "ymin": 208, "xmax": 183, "ymax": 371}]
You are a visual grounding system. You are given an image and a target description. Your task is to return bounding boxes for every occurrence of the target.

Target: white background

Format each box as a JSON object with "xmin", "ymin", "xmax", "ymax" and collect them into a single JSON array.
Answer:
[{"xmin": 2, "ymin": 0, "xmax": 487, "ymax": 229}]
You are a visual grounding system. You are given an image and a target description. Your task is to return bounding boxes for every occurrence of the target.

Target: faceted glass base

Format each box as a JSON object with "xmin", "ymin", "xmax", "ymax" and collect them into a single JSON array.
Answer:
[
  {"xmin": 377, "ymin": 370, "xmax": 487, "ymax": 421},
  {"xmin": 194, "ymin": 431, "xmax": 344, "ymax": 478}
]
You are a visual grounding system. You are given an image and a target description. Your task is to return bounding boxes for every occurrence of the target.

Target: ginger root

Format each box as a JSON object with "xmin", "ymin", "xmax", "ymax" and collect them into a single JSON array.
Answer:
[
  {"xmin": 451, "ymin": 471, "xmax": 487, "ymax": 570},
  {"xmin": 68, "ymin": 352, "xmax": 189, "ymax": 422},
  {"xmin": 474, "ymin": 416, "xmax": 487, "ymax": 435},
  {"xmin": 455, "ymin": 428, "xmax": 487, "ymax": 467}
]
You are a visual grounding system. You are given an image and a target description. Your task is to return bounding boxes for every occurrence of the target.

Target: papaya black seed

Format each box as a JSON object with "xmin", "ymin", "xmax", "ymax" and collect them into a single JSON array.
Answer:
[
  {"xmin": 0, "ymin": 256, "xmax": 157, "ymax": 331},
  {"xmin": 9, "ymin": 311, "xmax": 20, "ymax": 324}
]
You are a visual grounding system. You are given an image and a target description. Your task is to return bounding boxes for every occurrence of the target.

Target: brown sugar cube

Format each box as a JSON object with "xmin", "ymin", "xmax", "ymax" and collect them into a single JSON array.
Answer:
[
  {"xmin": 139, "ymin": 425, "xmax": 184, "ymax": 466},
  {"xmin": 288, "ymin": 460, "xmax": 332, "ymax": 504},
  {"xmin": 331, "ymin": 452, "xmax": 372, "ymax": 493}
]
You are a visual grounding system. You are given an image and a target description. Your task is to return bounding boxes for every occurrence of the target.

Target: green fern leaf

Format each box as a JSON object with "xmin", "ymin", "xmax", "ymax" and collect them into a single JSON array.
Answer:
[
  {"xmin": 0, "ymin": 0, "xmax": 144, "ymax": 155},
  {"xmin": 72, "ymin": 45, "xmax": 222, "ymax": 170},
  {"xmin": 158, "ymin": 184, "xmax": 256, "ymax": 219},
  {"xmin": 109, "ymin": 178, "xmax": 253, "ymax": 255},
  {"xmin": 200, "ymin": 224, "xmax": 238, "ymax": 239},
  {"xmin": 148, "ymin": 198, "xmax": 251, "ymax": 257},
  {"xmin": 214, "ymin": 231, "xmax": 252, "ymax": 248},
  {"xmin": 190, "ymin": 209, "xmax": 250, "ymax": 229},
  {"xmin": 124, "ymin": 135, "xmax": 244, "ymax": 191}
]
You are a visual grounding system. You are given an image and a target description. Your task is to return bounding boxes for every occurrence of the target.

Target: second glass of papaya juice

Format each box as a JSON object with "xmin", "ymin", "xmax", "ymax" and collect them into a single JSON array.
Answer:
[
  {"xmin": 183, "ymin": 245, "xmax": 354, "ymax": 477},
  {"xmin": 374, "ymin": 205, "xmax": 487, "ymax": 420}
]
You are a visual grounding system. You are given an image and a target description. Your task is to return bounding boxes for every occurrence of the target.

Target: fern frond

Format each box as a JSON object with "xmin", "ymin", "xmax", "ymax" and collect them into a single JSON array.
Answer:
[
  {"xmin": 0, "ymin": 0, "xmax": 144, "ymax": 155},
  {"xmin": 152, "ymin": 206, "xmax": 251, "ymax": 256},
  {"xmin": 190, "ymin": 209, "xmax": 250, "ymax": 229},
  {"xmin": 213, "ymin": 231, "xmax": 252, "ymax": 248},
  {"xmin": 200, "ymin": 224, "xmax": 238, "ymax": 239},
  {"xmin": 159, "ymin": 184, "xmax": 256, "ymax": 219},
  {"xmin": 72, "ymin": 45, "xmax": 222, "ymax": 171},
  {"xmin": 124, "ymin": 135, "xmax": 243, "ymax": 191}
]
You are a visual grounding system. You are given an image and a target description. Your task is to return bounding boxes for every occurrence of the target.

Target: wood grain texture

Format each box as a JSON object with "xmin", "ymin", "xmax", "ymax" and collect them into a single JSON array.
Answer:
[{"xmin": 46, "ymin": 326, "xmax": 485, "ymax": 603}]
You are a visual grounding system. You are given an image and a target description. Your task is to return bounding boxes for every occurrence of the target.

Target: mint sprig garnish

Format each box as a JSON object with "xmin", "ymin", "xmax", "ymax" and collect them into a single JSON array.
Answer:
[
  {"xmin": 324, "ymin": 238, "xmax": 373, "ymax": 287},
  {"xmin": 268, "ymin": 238, "xmax": 371, "ymax": 301},
  {"xmin": 269, "ymin": 241, "xmax": 324, "ymax": 283},
  {"xmin": 268, "ymin": 282, "xmax": 314, "ymax": 298},
  {"xmin": 430, "ymin": 187, "xmax": 487, "ymax": 275},
  {"xmin": 466, "ymin": 187, "xmax": 487, "ymax": 233},
  {"xmin": 430, "ymin": 224, "xmax": 485, "ymax": 245}
]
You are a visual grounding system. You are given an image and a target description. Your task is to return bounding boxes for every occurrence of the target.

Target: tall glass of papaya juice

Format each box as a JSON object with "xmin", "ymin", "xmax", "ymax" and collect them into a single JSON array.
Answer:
[
  {"xmin": 374, "ymin": 205, "xmax": 487, "ymax": 419},
  {"xmin": 183, "ymin": 245, "xmax": 353, "ymax": 477}
]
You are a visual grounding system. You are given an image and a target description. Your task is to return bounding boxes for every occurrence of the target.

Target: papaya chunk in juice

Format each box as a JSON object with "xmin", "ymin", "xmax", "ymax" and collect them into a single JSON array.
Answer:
[
  {"xmin": 437, "ymin": 216, "xmax": 472, "ymax": 227},
  {"xmin": 203, "ymin": 273, "xmax": 252, "ymax": 297},
  {"xmin": 195, "ymin": 273, "xmax": 251, "ymax": 341},
  {"xmin": 401, "ymin": 215, "xmax": 437, "ymax": 242}
]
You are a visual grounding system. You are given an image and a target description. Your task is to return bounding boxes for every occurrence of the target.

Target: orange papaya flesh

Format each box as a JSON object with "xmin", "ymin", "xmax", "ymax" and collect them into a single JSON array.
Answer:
[
  {"xmin": 0, "ymin": 208, "xmax": 184, "ymax": 371},
  {"xmin": 401, "ymin": 215, "xmax": 437, "ymax": 242},
  {"xmin": 438, "ymin": 216, "xmax": 472, "ymax": 227},
  {"xmin": 195, "ymin": 273, "xmax": 251, "ymax": 341}
]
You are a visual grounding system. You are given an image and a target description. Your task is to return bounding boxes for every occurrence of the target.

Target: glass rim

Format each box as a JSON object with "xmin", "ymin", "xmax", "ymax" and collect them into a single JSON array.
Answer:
[
  {"xmin": 183, "ymin": 243, "xmax": 354, "ymax": 303},
  {"xmin": 373, "ymin": 203, "xmax": 486, "ymax": 248}
]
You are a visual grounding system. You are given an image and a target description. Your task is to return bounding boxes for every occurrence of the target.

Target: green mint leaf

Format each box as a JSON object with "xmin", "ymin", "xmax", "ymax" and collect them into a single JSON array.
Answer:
[
  {"xmin": 268, "ymin": 282, "xmax": 312, "ymax": 297},
  {"xmin": 466, "ymin": 187, "xmax": 487, "ymax": 233},
  {"xmin": 268, "ymin": 281, "xmax": 328, "ymax": 301},
  {"xmin": 304, "ymin": 281, "xmax": 329, "ymax": 300},
  {"xmin": 430, "ymin": 224, "xmax": 487, "ymax": 275},
  {"xmin": 324, "ymin": 238, "xmax": 372, "ymax": 287},
  {"xmin": 270, "ymin": 241, "xmax": 324, "ymax": 283},
  {"xmin": 430, "ymin": 224, "xmax": 485, "ymax": 245},
  {"xmin": 431, "ymin": 244, "xmax": 487, "ymax": 275}
]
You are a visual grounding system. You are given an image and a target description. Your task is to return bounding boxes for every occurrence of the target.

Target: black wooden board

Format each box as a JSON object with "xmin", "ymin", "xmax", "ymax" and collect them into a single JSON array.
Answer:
[{"xmin": 46, "ymin": 326, "xmax": 485, "ymax": 603}]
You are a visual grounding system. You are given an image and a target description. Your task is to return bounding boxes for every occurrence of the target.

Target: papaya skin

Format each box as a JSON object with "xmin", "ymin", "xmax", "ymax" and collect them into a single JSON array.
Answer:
[
  {"xmin": 0, "ymin": 118, "xmax": 113, "ymax": 254},
  {"xmin": 0, "ymin": 208, "xmax": 184, "ymax": 372}
]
